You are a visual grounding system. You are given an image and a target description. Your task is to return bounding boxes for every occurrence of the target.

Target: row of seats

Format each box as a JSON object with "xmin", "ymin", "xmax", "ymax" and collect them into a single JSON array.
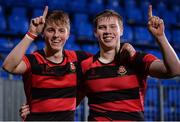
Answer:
[
  {"xmin": 144, "ymin": 78, "xmax": 180, "ymax": 121},
  {"xmin": 0, "ymin": 0, "xmax": 179, "ymax": 14},
  {"xmin": 0, "ymin": 22, "xmax": 179, "ymax": 46},
  {"xmin": 1, "ymin": 37, "xmax": 180, "ymax": 58}
]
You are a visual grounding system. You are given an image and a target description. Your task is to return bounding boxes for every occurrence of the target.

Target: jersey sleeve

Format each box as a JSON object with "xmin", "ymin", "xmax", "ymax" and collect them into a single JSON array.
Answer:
[
  {"xmin": 132, "ymin": 52, "xmax": 160, "ymax": 76},
  {"xmin": 22, "ymin": 54, "xmax": 31, "ymax": 74},
  {"xmin": 75, "ymin": 51, "xmax": 93, "ymax": 81}
]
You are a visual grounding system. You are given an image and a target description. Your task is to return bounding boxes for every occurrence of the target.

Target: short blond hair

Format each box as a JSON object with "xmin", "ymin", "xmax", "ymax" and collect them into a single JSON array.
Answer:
[
  {"xmin": 45, "ymin": 10, "xmax": 70, "ymax": 31},
  {"xmin": 93, "ymin": 9, "xmax": 123, "ymax": 29}
]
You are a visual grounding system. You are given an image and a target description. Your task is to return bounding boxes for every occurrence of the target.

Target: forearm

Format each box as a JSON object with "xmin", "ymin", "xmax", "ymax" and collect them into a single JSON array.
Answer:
[
  {"xmin": 156, "ymin": 34, "xmax": 180, "ymax": 75},
  {"xmin": 2, "ymin": 35, "xmax": 34, "ymax": 72}
]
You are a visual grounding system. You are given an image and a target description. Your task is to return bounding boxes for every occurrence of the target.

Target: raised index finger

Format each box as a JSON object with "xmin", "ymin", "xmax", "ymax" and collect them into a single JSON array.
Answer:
[
  {"xmin": 43, "ymin": 6, "xmax": 48, "ymax": 18},
  {"xmin": 148, "ymin": 5, "xmax": 152, "ymax": 19}
]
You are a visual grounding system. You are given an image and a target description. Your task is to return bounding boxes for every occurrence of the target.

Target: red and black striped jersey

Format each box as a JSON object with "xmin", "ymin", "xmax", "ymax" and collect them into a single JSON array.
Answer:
[
  {"xmin": 22, "ymin": 49, "xmax": 91, "ymax": 121},
  {"xmin": 81, "ymin": 51, "xmax": 159, "ymax": 121}
]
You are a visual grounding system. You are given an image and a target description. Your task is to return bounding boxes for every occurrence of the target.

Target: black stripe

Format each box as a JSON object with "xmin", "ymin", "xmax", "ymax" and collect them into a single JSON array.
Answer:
[
  {"xmin": 132, "ymin": 52, "xmax": 147, "ymax": 73},
  {"xmin": 75, "ymin": 51, "xmax": 90, "ymax": 82},
  {"xmin": 89, "ymin": 109, "xmax": 144, "ymax": 121},
  {"xmin": 26, "ymin": 54, "xmax": 38, "ymax": 67},
  {"xmin": 75, "ymin": 50, "xmax": 90, "ymax": 62},
  {"xmin": 31, "ymin": 62, "xmax": 77, "ymax": 76},
  {"xmin": 32, "ymin": 86, "xmax": 76, "ymax": 99},
  {"xmin": 26, "ymin": 110, "xmax": 75, "ymax": 121},
  {"xmin": 85, "ymin": 65, "xmax": 135, "ymax": 80},
  {"xmin": 88, "ymin": 87, "xmax": 139, "ymax": 104}
]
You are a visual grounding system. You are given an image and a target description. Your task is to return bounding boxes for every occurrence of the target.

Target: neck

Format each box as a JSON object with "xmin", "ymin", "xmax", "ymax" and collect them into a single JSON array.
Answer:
[
  {"xmin": 99, "ymin": 48, "xmax": 116, "ymax": 63},
  {"xmin": 44, "ymin": 47, "xmax": 63, "ymax": 63}
]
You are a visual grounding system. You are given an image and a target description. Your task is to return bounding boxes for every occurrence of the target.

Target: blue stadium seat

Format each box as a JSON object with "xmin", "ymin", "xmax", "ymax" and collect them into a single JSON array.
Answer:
[
  {"xmin": 126, "ymin": 7, "xmax": 143, "ymax": 24},
  {"xmin": 48, "ymin": 0, "xmax": 68, "ymax": 10},
  {"xmin": 134, "ymin": 26, "xmax": 153, "ymax": 44},
  {"xmin": 164, "ymin": 85, "xmax": 180, "ymax": 121},
  {"xmin": 0, "ymin": 14, "xmax": 7, "ymax": 33},
  {"xmin": 64, "ymin": 43, "xmax": 81, "ymax": 51},
  {"xmin": 162, "ymin": 10, "xmax": 177, "ymax": 26},
  {"xmin": 68, "ymin": 0, "xmax": 87, "ymax": 13},
  {"xmin": 11, "ymin": 38, "xmax": 21, "ymax": 47},
  {"xmin": 26, "ymin": 43, "xmax": 37, "ymax": 54},
  {"xmin": 165, "ymin": 29, "xmax": 172, "ymax": 44},
  {"xmin": 8, "ymin": 14, "xmax": 29, "ymax": 34},
  {"xmin": 73, "ymin": 13, "xmax": 89, "ymax": 30},
  {"xmin": 105, "ymin": 0, "xmax": 123, "ymax": 15},
  {"xmin": 35, "ymin": 41, "xmax": 45, "ymax": 49},
  {"xmin": 0, "ymin": 38, "xmax": 14, "ymax": 53},
  {"xmin": 0, "ymin": 69, "xmax": 10, "ymax": 79},
  {"xmin": 121, "ymin": 25, "xmax": 133, "ymax": 42},
  {"xmin": 0, "ymin": 6, "xmax": 7, "ymax": 33},
  {"xmin": 172, "ymin": 5, "xmax": 180, "ymax": 25},
  {"xmin": 12, "ymin": 74, "xmax": 22, "ymax": 80},
  {"xmin": 32, "ymin": 9, "xmax": 43, "ymax": 18},
  {"xmin": 124, "ymin": 0, "xmax": 136, "ymax": 9},
  {"xmin": 81, "ymin": 44, "xmax": 99, "ymax": 54},
  {"xmin": 77, "ymin": 22, "xmax": 93, "ymax": 41},
  {"xmin": 172, "ymin": 29, "xmax": 180, "ymax": 45},
  {"xmin": 11, "ymin": 7, "xmax": 27, "ymax": 16},
  {"xmin": 2, "ymin": 0, "xmax": 28, "ymax": 6},
  {"xmin": 1, "ymin": 0, "xmax": 14, "ymax": 7},
  {"xmin": 145, "ymin": 78, "xmax": 159, "ymax": 120},
  {"xmin": 156, "ymin": 2, "xmax": 167, "ymax": 15},
  {"xmin": 88, "ymin": 0, "xmax": 105, "ymax": 14},
  {"xmin": 67, "ymin": 34, "xmax": 76, "ymax": 44},
  {"xmin": 27, "ymin": 0, "xmax": 46, "ymax": 8}
]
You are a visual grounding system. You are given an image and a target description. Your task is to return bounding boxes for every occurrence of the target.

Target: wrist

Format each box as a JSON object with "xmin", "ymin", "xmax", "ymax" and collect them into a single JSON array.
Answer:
[
  {"xmin": 25, "ymin": 31, "xmax": 38, "ymax": 40},
  {"xmin": 156, "ymin": 33, "xmax": 166, "ymax": 42}
]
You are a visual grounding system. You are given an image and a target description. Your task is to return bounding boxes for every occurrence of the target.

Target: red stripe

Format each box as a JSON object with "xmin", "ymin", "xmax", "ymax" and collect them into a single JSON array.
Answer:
[
  {"xmin": 31, "ymin": 98, "xmax": 76, "ymax": 112},
  {"xmin": 143, "ymin": 54, "xmax": 159, "ymax": 73},
  {"xmin": 85, "ymin": 75, "xmax": 139, "ymax": 92},
  {"xmin": 82, "ymin": 58, "xmax": 115, "ymax": 74},
  {"xmin": 90, "ymin": 99, "xmax": 143, "ymax": 112},
  {"xmin": 23, "ymin": 56, "xmax": 31, "ymax": 72},
  {"xmin": 94, "ymin": 117, "xmax": 111, "ymax": 121},
  {"xmin": 94, "ymin": 117, "xmax": 133, "ymax": 121},
  {"xmin": 31, "ymin": 73, "xmax": 76, "ymax": 88}
]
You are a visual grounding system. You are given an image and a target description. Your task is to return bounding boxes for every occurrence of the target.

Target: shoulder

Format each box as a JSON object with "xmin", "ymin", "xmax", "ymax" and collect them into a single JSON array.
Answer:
[
  {"xmin": 81, "ymin": 55, "xmax": 94, "ymax": 73},
  {"xmin": 65, "ymin": 50, "xmax": 93, "ymax": 62},
  {"xmin": 133, "ymin": 51, "xmax": 159, "ymax": 63}
]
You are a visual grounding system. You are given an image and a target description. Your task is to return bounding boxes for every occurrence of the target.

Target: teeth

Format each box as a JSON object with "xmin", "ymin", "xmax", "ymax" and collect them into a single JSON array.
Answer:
[{"xmin": 52, "ymin": 40, "xmax": 59, "ymax": 43}]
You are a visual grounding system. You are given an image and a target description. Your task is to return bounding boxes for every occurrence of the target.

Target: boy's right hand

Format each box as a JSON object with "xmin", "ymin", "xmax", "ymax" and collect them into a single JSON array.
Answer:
[
  {"xmin": 19, "ymin": 104, "xmax": 30, "ymax": 120},
  {"xmin": 29, "ymin": 6, "xmax": 48, "ymax": 36}
]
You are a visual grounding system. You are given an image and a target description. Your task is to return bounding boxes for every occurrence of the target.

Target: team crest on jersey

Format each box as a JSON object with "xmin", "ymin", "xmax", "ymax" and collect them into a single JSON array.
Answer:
[
  {"xmin": 70, "ymin": 62, "xmax": 76, "ymax": 73},
  {"xmin": 117, "ymin": 66, "xmax": 127, "ymax": 76}
]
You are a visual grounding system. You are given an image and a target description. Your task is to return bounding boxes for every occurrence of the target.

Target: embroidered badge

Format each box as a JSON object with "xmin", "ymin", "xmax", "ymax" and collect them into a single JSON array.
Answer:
[
  {"xmin": 70, "ymin": 62, "xmax": 76, "ymax": 72},
  {"xmin": 117, "ymin": 66, "xmax": 127, "ymax": 76}
]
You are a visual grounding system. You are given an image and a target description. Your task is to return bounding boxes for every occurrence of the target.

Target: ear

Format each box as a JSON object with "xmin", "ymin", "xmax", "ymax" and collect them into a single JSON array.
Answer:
[
  {"xmin": 65, "ymin": 31, "xmax": 70, "ymax": 40},
  {"xmin": 120, "ymin": 25, "xmax": 123, "ymax": 36}
]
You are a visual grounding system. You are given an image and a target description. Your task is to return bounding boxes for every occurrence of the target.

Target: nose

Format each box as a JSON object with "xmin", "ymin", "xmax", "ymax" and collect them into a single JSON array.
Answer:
[
  {"xmin": 104, "ymin": 27, "xmax": 111, "ymax": 34},
  {"xmin": 53, "ymin": 30, "xmax": 59, "ymax": 38}
]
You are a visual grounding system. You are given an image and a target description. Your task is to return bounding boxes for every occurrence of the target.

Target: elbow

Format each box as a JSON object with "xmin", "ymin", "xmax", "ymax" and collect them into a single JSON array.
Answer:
[
  {"xmin": 168, "ymin": 66, "xmax": 180, "ymax": 77},
  {"xmin": 2, "ymin": 62, "xmax": 13, "ymax": 73}
]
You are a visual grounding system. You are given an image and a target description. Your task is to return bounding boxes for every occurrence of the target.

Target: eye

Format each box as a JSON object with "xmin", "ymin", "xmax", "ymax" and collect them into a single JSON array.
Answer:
[
  {"xmin": 47, "ymin": 28, "xmax": 54, "ymax": 32},
  {"xmin": 98, "ymin": 25, "xmax": 106, "ymax": 30},
  {"xmin": 111, "ymin": 25, "xmax": 117, "ymax": 29},
  {"xmin": 59, "ymin": 28, "xmax": 66, "ymax": 33}
]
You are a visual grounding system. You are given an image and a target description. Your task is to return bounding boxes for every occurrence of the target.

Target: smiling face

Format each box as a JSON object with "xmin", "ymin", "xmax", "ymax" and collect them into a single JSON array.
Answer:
[
  {"xmin": 93, "ymin": 10, "xmax": 123, "ymax": 51},
  {"xmin": 95, "ymin": 16, "xmax": 123, "ymax": 51},
  {"xmin": 42, "ymin": 10, "xmax": 70, "ymax": 52},
  {"xmin": 43, "ymin": 23, "xmax": 69, "ymax": 51}
]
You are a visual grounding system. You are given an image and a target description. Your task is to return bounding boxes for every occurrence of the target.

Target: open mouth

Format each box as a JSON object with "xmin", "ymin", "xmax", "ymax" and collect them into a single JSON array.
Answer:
[{"xmin": 103, "ymin": 36, "xmax": 114, "ymax": 42}]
